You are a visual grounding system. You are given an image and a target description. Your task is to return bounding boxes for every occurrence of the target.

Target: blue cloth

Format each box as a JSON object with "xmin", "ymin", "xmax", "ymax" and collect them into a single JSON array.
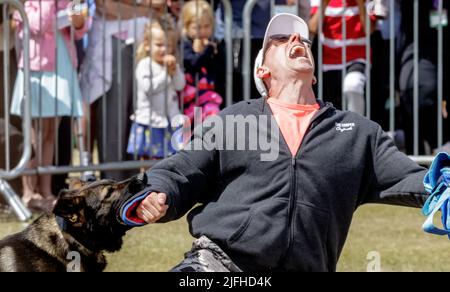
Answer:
[
  {"xmin": 127, "ymin": 122, "xmax": 182, "ymax": 158},
  {"xmin": 422, "ymin": 153, "xmax": 450, "ymax": 237},
  {"xmin": 119, "ymin": 189, "xmax": 150, "ymax": 227},
  {"xmin": 10, "ymin": 32, "xmax": 83, "ymax": 118}
]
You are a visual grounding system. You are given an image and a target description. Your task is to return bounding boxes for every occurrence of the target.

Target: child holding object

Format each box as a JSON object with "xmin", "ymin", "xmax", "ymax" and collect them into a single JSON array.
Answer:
[
  {"xmin": 181, "ymin": 0, "xmax": 224, "ymax": 122},
  {"xmin": 127, "ymin": 22, "xmax": 185, "ymax": 159}
]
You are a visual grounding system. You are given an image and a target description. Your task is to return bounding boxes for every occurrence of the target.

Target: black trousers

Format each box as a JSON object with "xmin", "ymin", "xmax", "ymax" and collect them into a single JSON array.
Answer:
[{"xmin": 399, "ymin": 44, "xmax": 449, "ymax": 154}]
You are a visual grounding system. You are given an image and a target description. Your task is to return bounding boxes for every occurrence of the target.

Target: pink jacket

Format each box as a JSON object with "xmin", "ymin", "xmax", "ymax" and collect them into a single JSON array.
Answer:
[{"xmin": 14, "ymin": 1, "xmax": 88, "ymax": 72}]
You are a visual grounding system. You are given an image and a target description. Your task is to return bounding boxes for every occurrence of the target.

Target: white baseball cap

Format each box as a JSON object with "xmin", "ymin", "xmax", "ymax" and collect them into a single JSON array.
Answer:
[{"xmin": 254, "ymin": 13, "xmax": 311, "ymax": 97}]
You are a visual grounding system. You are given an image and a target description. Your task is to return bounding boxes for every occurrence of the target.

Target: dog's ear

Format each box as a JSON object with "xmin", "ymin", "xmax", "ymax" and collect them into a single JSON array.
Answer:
[
  {"xmin": 57, "ymin": 189, "xmax": 71, "ymax": 199},
  {"xmin": 115, "ymin": 173, "xmax": 148, "ymax": 194},
  {"xmin": 127, "ymin": 173, "xmax": 148, "ymax": 194},
  {"xmin": 53, "ymin": 194, "xmax": 86, "ymax": 227},
  {"xmin": 68, "ymin": 178, "xmax": 87, "ymax": 190}
]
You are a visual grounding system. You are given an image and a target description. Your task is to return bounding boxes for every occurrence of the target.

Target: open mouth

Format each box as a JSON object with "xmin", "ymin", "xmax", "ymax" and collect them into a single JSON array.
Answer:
[{"xmin": 289, "ymin": 45, "xmax": 306, "ymax": 59}]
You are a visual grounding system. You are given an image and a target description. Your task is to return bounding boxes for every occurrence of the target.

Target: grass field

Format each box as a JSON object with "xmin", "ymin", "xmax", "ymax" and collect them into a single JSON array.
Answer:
[{"xmin": 2, "ymin": 204, "xmax": 450, "ymax": 272}]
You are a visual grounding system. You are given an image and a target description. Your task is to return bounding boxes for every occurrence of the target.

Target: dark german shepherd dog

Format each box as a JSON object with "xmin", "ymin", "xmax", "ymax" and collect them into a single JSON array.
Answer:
[{"xmin": 0, "ymin": 174, "xmax": 147, "ymax": 272}]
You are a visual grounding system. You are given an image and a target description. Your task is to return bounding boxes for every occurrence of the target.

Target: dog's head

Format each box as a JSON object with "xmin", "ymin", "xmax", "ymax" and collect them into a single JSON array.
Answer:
[{"xmin": 53, "ymin": 173, "xmax": 148, "ymax": 253}]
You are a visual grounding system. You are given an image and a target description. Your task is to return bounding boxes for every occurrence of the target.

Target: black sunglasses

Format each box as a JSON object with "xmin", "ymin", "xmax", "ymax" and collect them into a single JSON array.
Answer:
[{"xmin": 269, "ymin": 34, "xmax": 312, "ymax": 46}]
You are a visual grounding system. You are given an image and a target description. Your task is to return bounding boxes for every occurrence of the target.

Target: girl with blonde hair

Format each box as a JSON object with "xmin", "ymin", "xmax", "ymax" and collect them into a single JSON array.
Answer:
[
  {"xmin": 127, "ymin": 22, "xmax": 185, "ymax": 159},
  {"xmin": 181, "ymin": 0, "xmax": 225, "ymax": 122}
]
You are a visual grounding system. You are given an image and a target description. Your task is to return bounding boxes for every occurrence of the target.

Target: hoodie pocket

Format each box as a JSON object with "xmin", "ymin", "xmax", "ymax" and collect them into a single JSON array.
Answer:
[
  {"xmin": 285, "ymin": 201, "xmax": 330, "ymax": 271},
  {"xmin": 226, "ymin": 198, "xmax": 289, "ymax": 267},
  {"xmin": 228, "ymin": 209, "xmax": 254, "ymax": 244}
]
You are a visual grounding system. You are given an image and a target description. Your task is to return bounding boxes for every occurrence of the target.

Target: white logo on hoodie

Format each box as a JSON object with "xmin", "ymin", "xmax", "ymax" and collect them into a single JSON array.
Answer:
[{"xmin": 335, "ymin": 122, "xmax": 355, "ymax": 133}]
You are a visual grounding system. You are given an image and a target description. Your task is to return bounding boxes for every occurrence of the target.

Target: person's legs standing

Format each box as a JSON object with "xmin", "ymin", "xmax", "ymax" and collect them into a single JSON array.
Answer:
[
  {"xmin": 21, "ymin": 120, "xmax": 39, "ymax": 205},
  {"xmin": 78, "ymin": 101, "xmax": 95, "ymax": 181},
  {"xmin": 52, "ymin": 117, "xmax": 72, "ymax": 195},
  {"xmin": 343, "ymin": 62, "xmax": 366, "ymax": 116},
  {"xmin": 38, "ymin": 117, "xmax": 60, "ymax": 200},
  {"xmin": 322, "ymin": 70, "xmax": 342, "ymax": 108},
  {"xmin": 399, "ymin": 50, "xmax": 438, "ymax": 154}
]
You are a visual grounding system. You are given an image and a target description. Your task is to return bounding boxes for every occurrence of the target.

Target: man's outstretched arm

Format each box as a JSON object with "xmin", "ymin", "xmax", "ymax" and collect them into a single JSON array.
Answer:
[
  {"xmin": 117, "ymin": 125, "xmax": 219, "ymax": 226},
  {"xmin": 361, "ymin": 126, "xmax": 429, "ymax": 208}
]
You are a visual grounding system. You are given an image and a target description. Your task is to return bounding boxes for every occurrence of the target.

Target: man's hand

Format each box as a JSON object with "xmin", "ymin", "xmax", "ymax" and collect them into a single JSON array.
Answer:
[{"xmin": 136, "ymin": 192, "xmax": 169, "ymax": 223}]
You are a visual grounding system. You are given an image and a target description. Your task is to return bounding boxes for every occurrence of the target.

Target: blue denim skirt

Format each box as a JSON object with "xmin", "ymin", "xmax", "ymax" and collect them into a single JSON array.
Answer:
[{"xmin": 127, "ymin": 122, "xmax": 182, "ymax": 158}]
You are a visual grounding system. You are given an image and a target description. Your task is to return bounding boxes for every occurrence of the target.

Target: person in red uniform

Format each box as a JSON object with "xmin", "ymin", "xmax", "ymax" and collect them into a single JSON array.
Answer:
[{"xmin": 310, "ymin": 0, "xmax": 375, "ymax": 115}]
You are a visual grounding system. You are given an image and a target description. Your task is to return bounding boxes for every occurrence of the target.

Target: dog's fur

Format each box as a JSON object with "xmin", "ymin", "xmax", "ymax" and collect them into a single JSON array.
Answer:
[{"xmin": 0, "ymin": 174, "xmax": 147, "ymax": 272}]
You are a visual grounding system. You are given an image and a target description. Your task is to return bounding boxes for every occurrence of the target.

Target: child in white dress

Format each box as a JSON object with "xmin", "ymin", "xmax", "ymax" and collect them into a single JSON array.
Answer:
[{"xmin": 127, "ymin": 22, "xmax": 185, "ymax": 159}]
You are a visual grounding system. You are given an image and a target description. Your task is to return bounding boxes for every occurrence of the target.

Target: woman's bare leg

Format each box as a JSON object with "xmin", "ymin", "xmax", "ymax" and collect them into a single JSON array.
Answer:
[
  {"xmin": 78, "ymin": 101, "xmax": 96, "ymax": 180},
  {"xmin": 38, "ymin": 117, "xmax": 59, "ymax": 200},
  {"xmin": 21, "ymin": 120, "xmax": 40, "ymax": 204}
]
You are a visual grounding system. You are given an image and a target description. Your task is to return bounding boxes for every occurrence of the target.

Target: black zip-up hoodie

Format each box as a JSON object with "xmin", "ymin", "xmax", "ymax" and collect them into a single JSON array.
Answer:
[{"xmin": 141, "ymin": 98, "xmax": 428, "ymax": 272}]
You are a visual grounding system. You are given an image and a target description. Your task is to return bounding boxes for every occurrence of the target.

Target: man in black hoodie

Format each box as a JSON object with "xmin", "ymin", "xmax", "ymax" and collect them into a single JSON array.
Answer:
[{"xmin": 116, "ymin": 13, "xmax": 448, "ymax": 272}]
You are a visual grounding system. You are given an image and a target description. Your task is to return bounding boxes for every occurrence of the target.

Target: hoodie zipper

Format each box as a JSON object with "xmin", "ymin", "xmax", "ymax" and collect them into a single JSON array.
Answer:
[
  {"xmin": 280, "ymin": 104, "xmax": 332, "ymax": 267},
  {"xmin": 286, "ymin": 155, "xmax": 297, "ymax": 260}
]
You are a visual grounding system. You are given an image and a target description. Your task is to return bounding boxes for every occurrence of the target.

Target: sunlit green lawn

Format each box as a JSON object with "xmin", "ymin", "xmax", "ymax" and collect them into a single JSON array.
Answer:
[{"xmin": 2, "ymin": 204, "xmax": 450, "ymax": 272}]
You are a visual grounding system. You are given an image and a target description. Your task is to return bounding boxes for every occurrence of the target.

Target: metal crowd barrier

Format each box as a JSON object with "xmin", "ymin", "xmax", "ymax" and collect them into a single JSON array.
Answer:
[
  {"xmin": 0, "ymin": 0, "xmax": 233, "ymax": 221},
  {"xmin": 0, "ymin": 0, "xmax": 31, "ymax": 221}
]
